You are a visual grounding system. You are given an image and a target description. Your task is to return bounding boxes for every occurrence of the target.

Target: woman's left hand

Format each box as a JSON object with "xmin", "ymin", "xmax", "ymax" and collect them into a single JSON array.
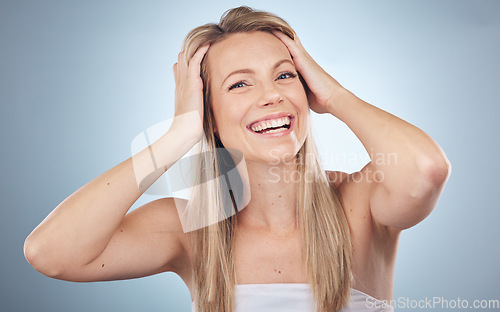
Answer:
[{"xmin": 272, "ymin": 30, "xmax": 346, "ymax": 114}]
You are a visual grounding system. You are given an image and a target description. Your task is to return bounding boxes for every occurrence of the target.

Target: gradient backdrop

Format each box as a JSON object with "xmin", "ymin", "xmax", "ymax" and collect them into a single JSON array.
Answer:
[{"xmin": 1, "ymin": 0, "xmax": 499, "ymax": 311}]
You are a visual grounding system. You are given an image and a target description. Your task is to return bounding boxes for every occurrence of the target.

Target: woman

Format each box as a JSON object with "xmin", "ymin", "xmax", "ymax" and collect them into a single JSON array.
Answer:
[{"xmin": 24, "ymin": 6, "xmax": 451, "ymax": 312}]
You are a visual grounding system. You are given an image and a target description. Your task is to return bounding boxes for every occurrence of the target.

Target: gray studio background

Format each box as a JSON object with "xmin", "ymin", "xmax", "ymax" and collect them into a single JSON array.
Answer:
[{"xmin": 1, "ymin": 0, "xmax": 499, "ymax": 311}]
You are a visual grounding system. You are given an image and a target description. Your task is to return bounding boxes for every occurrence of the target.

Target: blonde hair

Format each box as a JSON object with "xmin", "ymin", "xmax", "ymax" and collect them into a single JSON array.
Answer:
[{"xmin": 181, "ymin": 6, "xmax": 352, "ymax": 312}]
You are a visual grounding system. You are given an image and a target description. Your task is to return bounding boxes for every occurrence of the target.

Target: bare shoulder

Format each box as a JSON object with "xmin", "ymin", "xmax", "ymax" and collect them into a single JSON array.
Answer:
[
  {"xmin": 132, "ymin": 197, "xmax": 191, "ymax": 269},
  {"xmin": 325, "ymin": 168, "xmax": 399, "ymax": 299},
  {"xmin": 325, "ymin": 168, "xmax": 387, "ymax": 232},
  {"xmin": 325, "ymin": 169, "xmax": 371, "ymax": 208},
  {"xmin": 129, "ymin": 197, "xmax": 193, "ymax": 283},
  {"xmin": 325, "ymin": 168, "xmax": 399, "ymax": 243},
  {"xmin": 325, "ymin": 170, "xmax": 350, "ymax": 189}
]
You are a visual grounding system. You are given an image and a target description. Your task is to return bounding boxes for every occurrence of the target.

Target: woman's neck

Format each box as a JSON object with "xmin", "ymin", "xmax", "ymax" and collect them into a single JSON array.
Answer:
[{"xmin": 236, "ymin": 159, "xmax": 299, "ymax": 234}]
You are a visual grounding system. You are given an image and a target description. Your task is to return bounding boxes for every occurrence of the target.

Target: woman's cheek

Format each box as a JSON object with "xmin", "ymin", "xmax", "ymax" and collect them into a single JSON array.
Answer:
[{"xmin": 219, "ymin": 110, "xmax": 245, "ymax": 136}]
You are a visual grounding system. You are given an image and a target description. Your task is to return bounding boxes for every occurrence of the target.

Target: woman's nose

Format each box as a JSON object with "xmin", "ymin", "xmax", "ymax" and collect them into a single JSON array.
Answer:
[{"xmin": 258, "ymin": 86, "xmax": 283, "ymax": 107}]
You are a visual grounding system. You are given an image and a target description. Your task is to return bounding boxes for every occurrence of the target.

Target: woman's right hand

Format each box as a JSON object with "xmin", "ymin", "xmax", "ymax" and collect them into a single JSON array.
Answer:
[{"xmin": 171, "ymin": 44, "xmax": 210, "ymax": 142}]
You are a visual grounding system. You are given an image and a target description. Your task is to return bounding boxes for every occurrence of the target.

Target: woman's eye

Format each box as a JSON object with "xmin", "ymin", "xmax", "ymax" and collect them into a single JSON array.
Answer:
[
  {"xmin": 229, "ymin": 73, "xmax": 296, "ymax": 90},
  {"xmin": 229, "ymin": 81, "xmax": 246, "ymax": 90},
  {"xmin": 277, "ymin": 72, "xmax": 297, "ymax": 80}
]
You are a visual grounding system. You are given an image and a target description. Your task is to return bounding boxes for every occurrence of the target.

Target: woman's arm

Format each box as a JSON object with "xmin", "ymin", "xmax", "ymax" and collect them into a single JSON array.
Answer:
[
  {"xmin": 24, "ymin": 129, "xmax": 195, "ymax": 281},
  {"xmin": 327, "ymin": 90, "xmax": 451, "ymax": 230},
  {"xmin": 272, "ymin": 31, "xmax": 451, "ymax": 232},
  {"xmin": 23, "ymin": 44, "xmax": 210, "ymax": 281}
]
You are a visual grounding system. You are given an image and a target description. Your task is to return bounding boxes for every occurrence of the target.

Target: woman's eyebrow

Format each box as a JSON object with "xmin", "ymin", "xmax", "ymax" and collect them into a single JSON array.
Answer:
[{"xmin": 221, "ymin": 59, "xmax": 294, "ymax": 86}]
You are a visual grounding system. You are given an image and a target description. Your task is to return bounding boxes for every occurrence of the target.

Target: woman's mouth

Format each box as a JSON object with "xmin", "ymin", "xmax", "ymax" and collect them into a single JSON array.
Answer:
[{"xmin": 246, "ymin": 114, "xmax": 295, "ymax": 137}]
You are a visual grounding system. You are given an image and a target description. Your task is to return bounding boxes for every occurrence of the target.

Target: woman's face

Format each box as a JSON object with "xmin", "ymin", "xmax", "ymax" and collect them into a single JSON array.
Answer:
[{"xmin": 207, "ymin": 31, "xmax": 309, "ymax": 164}]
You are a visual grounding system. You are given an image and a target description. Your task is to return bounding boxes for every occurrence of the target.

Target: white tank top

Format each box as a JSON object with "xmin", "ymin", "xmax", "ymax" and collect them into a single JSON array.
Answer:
[{"xmin": 191, "ymin": 283, "xmax": 394, "ymax": 311}]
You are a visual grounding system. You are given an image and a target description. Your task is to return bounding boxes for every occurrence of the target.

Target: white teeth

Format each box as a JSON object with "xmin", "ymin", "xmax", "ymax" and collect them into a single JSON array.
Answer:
[
  {"xmin": 261, "ymin": 127, "xmax": 287, "ymax": 134},
  {"xmin": 250, "ymin": 117, "xmax": 291, "ymax": 132}
]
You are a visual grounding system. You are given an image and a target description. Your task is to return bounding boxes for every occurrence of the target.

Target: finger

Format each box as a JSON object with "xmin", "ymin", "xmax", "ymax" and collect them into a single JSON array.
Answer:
[
  {"xmin": 272, "ymin": 30, "xmax": 302, "ymax": 56},
  {"xmin": 187, "ymin": 44, "xmax": 210, "ymax": 75},
  {"xmin": 271, "ymin": 30, "xmax": 294, "ymax": 45},
  {"xmin": 173, "ymin": 62, "xmax": 179, "ymax": 85},
  {"xmin": 189, "ymin": 43, "xmax": 210, "ymax": 66},
  {"xmin": 293, "ymin": 33, "xmax": 304, "ymax": 49},
  {"xmin": 178, "ymin": 51, "xmax": 188, "ymax": 73},
  {"xmin": 272, "ymin": 30, "xmax": 303, "ymax": 47}
]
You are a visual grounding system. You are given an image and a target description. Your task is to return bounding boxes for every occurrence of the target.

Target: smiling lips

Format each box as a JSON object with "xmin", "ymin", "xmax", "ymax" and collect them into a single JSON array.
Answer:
[{"xmin": 247, "ymin": 113, "xmax": 295, "ymax": 136}]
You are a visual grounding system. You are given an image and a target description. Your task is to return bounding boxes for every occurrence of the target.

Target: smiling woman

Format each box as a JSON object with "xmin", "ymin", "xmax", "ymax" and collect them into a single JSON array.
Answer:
[{"xmin": 23, "ymin": 5, "xmax": 450, "ymax": 312}]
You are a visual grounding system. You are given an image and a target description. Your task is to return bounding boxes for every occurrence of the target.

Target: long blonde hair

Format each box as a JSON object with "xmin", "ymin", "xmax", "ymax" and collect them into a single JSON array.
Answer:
[{"xmin": 181, "ymin": 6, "xmax": 352, "ymax": 312}]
